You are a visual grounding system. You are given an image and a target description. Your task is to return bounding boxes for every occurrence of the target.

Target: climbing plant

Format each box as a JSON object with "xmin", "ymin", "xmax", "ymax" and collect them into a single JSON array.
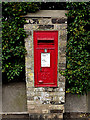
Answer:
[
  {"xmin": 2, "ymin": 2, "xmax": 40, "ymax": 83},
  {"xmin": 2, "ymin": 2, "xmax": 90, "ymax": 94},
  {"xmin": 41, "ymin": 2, "xmax": 90, "ymax": 94},
  {"xmin": 64, "ymin": 2, "xmax": 90, "ymax": 94}
]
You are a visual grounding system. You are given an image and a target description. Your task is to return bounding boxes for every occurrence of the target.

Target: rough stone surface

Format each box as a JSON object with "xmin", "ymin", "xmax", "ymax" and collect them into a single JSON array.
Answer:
[
  {"xmin": 2, "ymin": 82, "xmax": 27, "ymax": 112},
  {"xmin": 65, "ymin": 93, "xmax": 88, "ymax": 112},
  {"xmin": 24, "ymin": 10, "xmax": 67, "ymax": 119},
  {"xmin": 24, "ymin": 10, "xmax": 68, "ymax": 18}
]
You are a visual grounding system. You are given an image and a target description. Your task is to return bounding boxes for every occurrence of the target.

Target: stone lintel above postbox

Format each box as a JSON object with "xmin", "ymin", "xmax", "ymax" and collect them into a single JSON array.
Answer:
[{"xmin": 23, "ymin": 10, "xmax": 68, "ymax": 18}]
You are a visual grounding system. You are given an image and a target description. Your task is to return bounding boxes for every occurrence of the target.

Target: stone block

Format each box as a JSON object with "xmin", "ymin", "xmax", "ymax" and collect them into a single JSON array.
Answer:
[
  {"xmin": 58, "ymin": 82, "xmax": 65, "ymax": 88},
  {"xmin": 59, "ymin": 63, "xmax": 66, "ymax": 68},
  {"xmin": 27, "ymin": 81, "xmax": 34, "ymax": 87},
  {"xmin": 34, "ymin": 88, "xmax": 45, "ymax": 92},
  {"xmin": 50, "ymin": 109, "xmax": 63, "ymax": 113},
  {"xmin": 59, "ymin": 96, "xmax": 65, "ymax": 103},
  {"xmin": 28, "ymin": 105, "xmax": 35, "ymax": 110},
  {"xmin": 27, "ymin": 96, "xmax": 34, "ymax": 101},
  {"xmin": 59, "ymin": 67, "xmax": 66, "ymax": 71},
  {"xmin": 59, "ymin": 57, "xmax": 66, "ymax": 64},
  {"xmin": 27, "ymin": 101, "xmax": 35, "ymax": 105},
  {"xmin": 38, "ymin": 18, "xmax": 51, "ymax": 25},
  {"xmin": 52, "ymin": 18, "xmax": 67, "ymax": 24},
  {"xmin": 25, "ymin": 30, "xmax": 32, "ymax": 36},
  {"xmin": 59, "ymin": 46, "xmax": 66, "ymax": 55},
  {"xmin": 44, "ymin": 88, "xmax": 54, "ymax": 92},
  {"xmin": 38, "ymin": 25, "xmax": 54, "ymax": 29},
  {"xmin": 60, "ymin": 24, "xmax": 67, "ymax": 30},
  {"xmin": 27, "ymin": 19, "xmax": 39, "ymax": 24},
  {"xmin": 28, "ymin": 109, "xmax": 42, "ymax": 114},
  {"xmin": 24, "ymin": 24, "xmax": 33, "ymax": 30},
  {"xmin": 27, "ymin": 91, "xmax": 35, "ymax": 97},
  {"xmin": 59, "ymin": 41, "xmax": 67, "ymax": 47},
  {"xmin": 42, "ymin": 109, "xmax": 49, "ymax": 114}
]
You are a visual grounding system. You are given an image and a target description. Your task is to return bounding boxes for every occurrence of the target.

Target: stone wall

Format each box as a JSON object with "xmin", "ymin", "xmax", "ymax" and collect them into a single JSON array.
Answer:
[
  {"xmin": 2, "ymin": 82, "xmax": 90, "ymax": 113},
  {"xmin": 24, "ymin": 10, "xmax": 67, "ymax": 119}
]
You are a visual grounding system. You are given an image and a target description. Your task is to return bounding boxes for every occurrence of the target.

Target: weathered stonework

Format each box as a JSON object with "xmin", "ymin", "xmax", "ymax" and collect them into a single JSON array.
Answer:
[{"xmin": 24, "ymin": 10, "xmax": 67, "ymax": 120}]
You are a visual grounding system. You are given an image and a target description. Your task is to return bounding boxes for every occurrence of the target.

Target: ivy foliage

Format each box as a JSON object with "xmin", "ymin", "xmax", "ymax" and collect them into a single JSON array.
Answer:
[
  {"xmin": 2, "ymin": 2, "xmax": 90, "ymax": 94},
  {"xmin": 2, "ymin": 2, "xmax": 40, "ymax": 83},
  {"xmin": 64, "ymin": 2, "xmax": 90, "ymax": 94}
]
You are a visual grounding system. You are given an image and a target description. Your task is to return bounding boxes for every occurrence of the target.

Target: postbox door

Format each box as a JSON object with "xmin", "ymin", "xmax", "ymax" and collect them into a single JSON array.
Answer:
[
  {"xmin": 37, "ymin": 49, "xmax": 56, "ymax": 86},
  {"xmin": 34, "ymin": 31, "xmax": 58, "ymax": 87}
]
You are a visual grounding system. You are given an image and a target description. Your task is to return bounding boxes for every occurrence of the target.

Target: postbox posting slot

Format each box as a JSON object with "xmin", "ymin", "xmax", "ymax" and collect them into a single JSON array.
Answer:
[{"xmin": 37, "ymin": 38, "xmax": 54, "ymax": 45}]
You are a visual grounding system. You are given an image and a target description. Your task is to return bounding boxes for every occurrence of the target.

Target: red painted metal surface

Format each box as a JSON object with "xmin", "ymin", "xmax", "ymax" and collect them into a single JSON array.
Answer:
[{"xmin": 33, "ymin": 31, "xmax": 58, "ymax": 87}]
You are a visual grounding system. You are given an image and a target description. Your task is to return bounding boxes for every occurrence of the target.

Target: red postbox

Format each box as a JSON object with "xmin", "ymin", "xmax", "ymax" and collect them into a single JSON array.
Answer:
[{"xmin": 33, "ymin": 31, "xmax": 58, "ymax": 87}]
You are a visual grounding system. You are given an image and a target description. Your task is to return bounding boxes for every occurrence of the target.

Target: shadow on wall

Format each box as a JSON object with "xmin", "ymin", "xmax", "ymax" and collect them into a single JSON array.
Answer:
[
  {"xmin": 65, "ymin": 93, "xmax": 89, "ymax": 112},
  {"xmin": 2, "ymin": 82, "xmax": 27, "ymax": 112}
]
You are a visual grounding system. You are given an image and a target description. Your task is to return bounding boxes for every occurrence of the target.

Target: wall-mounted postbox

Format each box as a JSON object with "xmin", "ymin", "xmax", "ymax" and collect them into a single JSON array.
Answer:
[{"xmin": 33, "ymin": 31, "xmax": 58, "ymax": 87}]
